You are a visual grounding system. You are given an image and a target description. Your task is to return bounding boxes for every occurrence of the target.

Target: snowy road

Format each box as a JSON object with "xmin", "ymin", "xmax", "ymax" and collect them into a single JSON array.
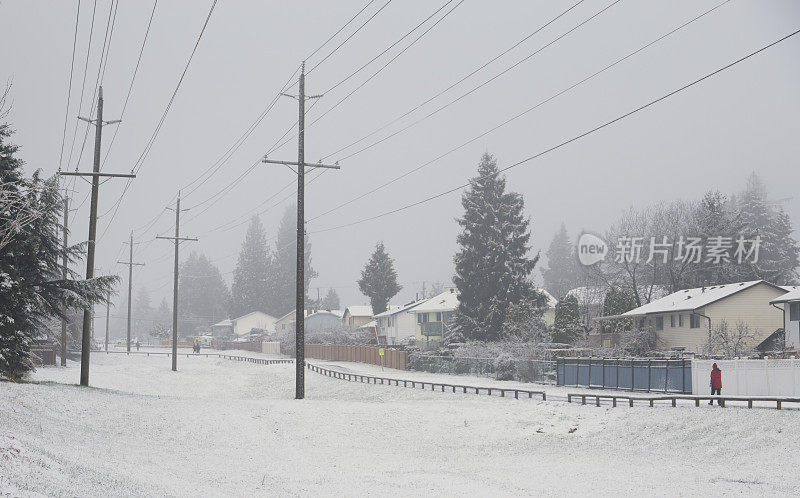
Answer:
[{"xmin": 2, "ymin": 352, "xmax": 799, "ymax": 496}]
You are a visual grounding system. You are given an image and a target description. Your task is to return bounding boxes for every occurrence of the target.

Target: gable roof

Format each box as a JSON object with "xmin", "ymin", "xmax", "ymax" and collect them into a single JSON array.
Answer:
[
  {"xmin": 373, "ymin": 301, "xmax": 425, "ymax": 318},
  {"xmin": 343, "ymin": 305, "xmax": 373, "ymax": 317},
  {"xmin": 412, "ymin": 289, "xmax": 459, "ymax": 313},
  {"xmin": 232, "ymin": 311, "xmax": 278, "ymax": 323},
  {"xmin": 621, "ymin": 280, "xmax": 783, "ymax": 316},
  {"xmin": 538, "ymin": 289, "xmax": 558, "ymax": 309},
  {"xmin": 771, "ymin": 286, "xmax": 800, "ymax": 304}
]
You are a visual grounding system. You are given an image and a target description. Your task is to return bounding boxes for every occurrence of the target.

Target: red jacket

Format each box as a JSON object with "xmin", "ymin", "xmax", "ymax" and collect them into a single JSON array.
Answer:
[{"xmin": 710, "ymin": 366, "xmax": 722, "ymax": 388}]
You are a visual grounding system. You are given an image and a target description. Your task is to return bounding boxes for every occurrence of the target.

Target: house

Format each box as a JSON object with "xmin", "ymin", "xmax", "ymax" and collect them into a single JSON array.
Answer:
[
  {"xmin": 210, "ymin": 319, "xmax": 234, "ymax": 337},
  {"xmin": 280, "ymin": 309, "xmax": 344, "ymax": 334},
  {"xmin": 374, "ymin": 301, "xmax": 426, "ymax": 345},
  {"xmin": 599, "ymin": 280, "xmax": 786, "ymax": 352},
  {"xmin": 539, "ymin": 289, "xmax": 558, "ymax": 326},
  {"xmin": 230, "ymin": 311, "xmax": 278, "ymax": 337},
  {"xmin": 357, "ymin": 320, "xmax": 377, "ymax": 338},
  {"xmin": 770, "ymin": 286, "xmax": 800, "ymax": 350},
  {"xmin": 342, "ymin": 305, "xmax": 374, "ymax": 330},
  {"xmin": 411, "ymin": 288, "xmax": 459, "ymax": 348}
]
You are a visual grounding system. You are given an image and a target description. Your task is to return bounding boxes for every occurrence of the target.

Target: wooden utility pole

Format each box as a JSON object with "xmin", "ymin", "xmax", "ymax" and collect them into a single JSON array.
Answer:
[
  {"xmin": 156, "ymin": 194, "xmax": 196, "ymax": 372},
  {"xmin": 118, "ymin": 233, "xmax": 144, "ymax": 353},
  {"xmin": 262, "ymin": 62, "xmax": 339, "ymax": 399},
  {"xmin": 61, "ymin": 196, "xmax": 69, "ymax": 366},
  {"xmin": 58, "ymin": 86, "xmax": 133, "ymax": 386},
  {"xmin": 104, "ymin": 295, "xmax": 110, "ymax": 351}
]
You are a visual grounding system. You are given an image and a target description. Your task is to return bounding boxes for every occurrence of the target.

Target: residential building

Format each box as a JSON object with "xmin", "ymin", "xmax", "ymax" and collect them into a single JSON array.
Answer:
[
  {"xmin": 411, "ymin": 288, "xmax": 459, "ymax": 348},
  {"xmin": 770, "ymin": 286, "xmax": 800, "ymax": 350},
  {"xmin": 275, "ymin": 311, "xmax": 295, "ymax": 334},
  {"xmin": 210, "ymin": 319, "xmax": 233, "ymax": 337},
  {"xmin": 342, "ymin": 305, "xmax": 374, "ymax": 330},
  {"xmin": 282, "ymin": 310, "xmax": 344, "ymax": 334},
  {"xmin": 539, "ymin": 289, "xmax": 558, "ymax": 326},
  {"xmin": 601, "ymin": 280, "xmax": 786, "ymax": 352},
  {"xmin": 230, "ymin": 311, "xmax": 278, "ymax": 337},
  {"xmin": 374, "ymin": 301, "xmax": 425, "ymax": 345}
]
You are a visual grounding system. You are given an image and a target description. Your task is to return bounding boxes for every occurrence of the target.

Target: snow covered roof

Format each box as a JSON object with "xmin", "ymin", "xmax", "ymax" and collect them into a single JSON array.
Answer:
[
  {"xmin": 344, "ymin": 305, "xmax": 373, "ymax": 318},
  {"xmin": 211, "ymin": 319, "xmax": 232, "ymax": 328},
  {"xmin": 357, "ymin": 320, "xmax": 377, "ymax": 330},
  {"xmin": 412, "ymin": 289, "xmax": 459, "ymax": 313},
  {"xmin": 307, "ymin": 310, "xmax": 344, "ymax": 319},
  {"xmin": 538, "ymin": 289, "xmax": 558, "ymax": 309},
  {"xmin": 621, "ymin": 280, "xmax": 779, "ymax": 316},
  {"xmin": 232, "ymin": 311, "xmax": 278, "ymax": 323},
  {"xmin": 373, "ymin": 301, "xmax": 425, "ymax": 318},
  {"xmin": 772, "ymin": 286, "xmax": 800, "ymax": 304}
]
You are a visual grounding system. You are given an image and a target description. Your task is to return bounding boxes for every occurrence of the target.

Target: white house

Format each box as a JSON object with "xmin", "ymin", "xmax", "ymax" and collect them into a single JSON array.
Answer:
[
  {"xmin": 603, "ymin": 280, "xmax": 786, "ymax": 352},
  {"xmin": 412, "ymin": 288, "xmax": 459, "ymax": 347},
  {"xmin": 342, "ymin": 305, "xmax": 374, "ymax": 330},
  {"xmin": 539, "ymin": 289, "xmax": 558, "ymax": 326},
  {"xmin": 230, "ymin": 311, "xmax": 278, "ymax": 337},
  {"xmin": 374, "ymin": 301, "xmax": 425, "ymax": 345},
  {"xmin": 770, "ymin": 286, "xmax": 800, "ymax": 350}
]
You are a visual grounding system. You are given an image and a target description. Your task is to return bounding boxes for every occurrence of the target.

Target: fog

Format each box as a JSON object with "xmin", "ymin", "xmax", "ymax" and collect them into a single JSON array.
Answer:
[{"xmin": 2, "ymin": 0, "xmax": 799, "ymax": 320}]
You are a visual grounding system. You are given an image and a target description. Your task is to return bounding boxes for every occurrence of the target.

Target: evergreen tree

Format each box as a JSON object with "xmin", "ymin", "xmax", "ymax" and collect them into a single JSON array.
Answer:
[
  {"xmin": 0, "ymin": 108, "xmax": 115, "ymax": 380},
  {"xmin": 133, "ymin": 288, "xmax": 154, "ymax": 337},
  {"xmin": 178, "ymin": 252, "xmax": 230, "ymax": 334},
  {"xmin": 600, "ymin": 286, "xmax": 636, "ymax": 336},
  {"xmin": 320, "ymin": 288, "xmax": 340, "ymax": 310},
  {"xmin": 735, "ymin": 173, "xmax": 799, "ymax": 284},
  {"xmin": 273, "ymin": 205, "xmax": 317, "ymax": 315},
  {"xmin": 231, "ymin": 216, "xmax": 272, "ymax": 317},
  {"xmin": 541, "ymin": 223, "xmax": 578, "ymax": 299},
  {"xmin": 452, "ymin": 153, "xmax": 540, "ymax": 341},
  {"xmin": 552, "ymin": 294, "xmax": 582, "ymax": 344},
  {"xmin": 357, "ymin": 242, "xmax": 401, "ymax": 315}
]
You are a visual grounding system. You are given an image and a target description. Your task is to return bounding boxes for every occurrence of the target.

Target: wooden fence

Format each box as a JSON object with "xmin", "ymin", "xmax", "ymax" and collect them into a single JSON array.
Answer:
[{"xmin": 305, "ymin": 344, "xmax": 407, "ymax": 370}]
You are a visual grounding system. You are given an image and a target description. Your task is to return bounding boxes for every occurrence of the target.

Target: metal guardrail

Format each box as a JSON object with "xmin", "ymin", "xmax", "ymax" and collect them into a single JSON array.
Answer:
[
  {"xmin": 307, "ymin": 362, "xmax": 546, "ymax": 400},
  {"xmin": 567, "ymin": 392, "xmax": 800, "ymax": 410},
  {"xmin": 93, "ymin": 350, "xmax": 293, "ymax": 365}
]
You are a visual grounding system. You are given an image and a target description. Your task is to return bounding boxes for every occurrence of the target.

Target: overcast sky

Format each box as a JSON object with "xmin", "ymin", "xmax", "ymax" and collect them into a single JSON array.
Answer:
[{"xmin": 2, "ymin": 0, "xmax": 799, "ymax": 321}]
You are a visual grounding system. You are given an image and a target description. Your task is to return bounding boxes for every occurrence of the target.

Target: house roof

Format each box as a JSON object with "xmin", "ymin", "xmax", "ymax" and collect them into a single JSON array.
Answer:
[
  {"xmin": 357, "ymin": 320, "xmax": 377, "ymax": 330},
  {"xmin": 211, "ymin": 319, "xmax": 233, "ymax": 328},
  {"xmin": 343, "ymin": 305, "xmax": 373, "ymax": 317},
  {"xmin": 373, "ymin": 302, "xmax": 422, "ymax": 318},
  {"xmin": 771, "ymin": 286, "xmax": 800, "ymax": 304},
  {"xmin": 620, "ymin": 280, "xmax": 780, "ymax": 317},
  {"xmin": 232, "ymin": 311, "xmax": 278, "ymax": 323},
  {"xmin": 538, "ymin": 289, "xmax": 558, "ymax": 309},
  {"xmin": 412, "ymin": 289, "xmax": 459, "ymax": 313},
  {"xmin": 307, "ymin": 310, "xmax": 344, "ymax": 319}
]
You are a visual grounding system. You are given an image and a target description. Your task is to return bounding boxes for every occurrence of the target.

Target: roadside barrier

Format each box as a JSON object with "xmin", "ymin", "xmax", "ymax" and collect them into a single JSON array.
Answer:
[
  {"xmin": 93, "ymin": 350, "xmax": 293, "ymax": 365},
  {"xmin": 567, "ymin": 392, "xmax": 800, "ymax": 410},
  {"xmin": 307, "ymin": 362, "xmax": 546, "ymax": 400}
]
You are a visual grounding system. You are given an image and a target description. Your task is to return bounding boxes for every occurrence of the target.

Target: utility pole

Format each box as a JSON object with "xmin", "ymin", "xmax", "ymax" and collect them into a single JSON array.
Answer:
[
  {"xmin": 58, "ymin": 86, "xmax": 133, "ymax": 387},
  {"xmin": 118, "ymin": 233, "xmax": 144, "ymax": 353},
  {"xmin": 61, "ymin": 196, "xmax": 69, "ymax": 367},
  {"xmin": 262, "ymin": 62, "xmax": 340, "ymax": 400},
  {"xmin": 156, "ymin": 194, "xmax": 197, "ymax": 372}
]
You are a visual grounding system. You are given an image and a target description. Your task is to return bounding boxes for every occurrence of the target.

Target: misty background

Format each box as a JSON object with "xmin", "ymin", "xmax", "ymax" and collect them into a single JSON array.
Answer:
[{"xmin": 1, "ymin": 0, "xmax": 799, "ymax": 335}]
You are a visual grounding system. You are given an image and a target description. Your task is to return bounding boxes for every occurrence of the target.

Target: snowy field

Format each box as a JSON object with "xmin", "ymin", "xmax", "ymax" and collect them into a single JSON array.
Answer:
[{"xmin": 2, "ymin": 353, "xmax": 799, "ymax": 496}]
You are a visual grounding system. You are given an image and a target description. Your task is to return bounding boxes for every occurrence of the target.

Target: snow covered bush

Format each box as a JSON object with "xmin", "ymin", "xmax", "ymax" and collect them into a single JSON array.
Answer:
[{"xmin": 493, "ymin": 355, "xmax": 516, "ymax": 381}]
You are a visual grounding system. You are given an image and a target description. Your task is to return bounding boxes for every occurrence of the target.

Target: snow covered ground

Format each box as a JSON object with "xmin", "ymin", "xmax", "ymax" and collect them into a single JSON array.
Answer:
[{"xmin": 2, "ymin": 352, "xmax": 799, "ymax": 496}]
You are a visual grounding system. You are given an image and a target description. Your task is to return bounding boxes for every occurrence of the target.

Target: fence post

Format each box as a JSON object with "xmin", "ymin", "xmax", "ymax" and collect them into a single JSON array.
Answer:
[
  {"xmin": 647, "ymin": 359, "xmax": 652, "ymax": 393},
  {"xmin": 630, "ymin": 359, "xmax": 635, "ymax": 392},
  {"xmin": 682, "ymin": 359, "xmax": 687, "ymax": 394},
  {"xmin": 602, "ymin": 358, "xmax": 605, "ymax": 389}
]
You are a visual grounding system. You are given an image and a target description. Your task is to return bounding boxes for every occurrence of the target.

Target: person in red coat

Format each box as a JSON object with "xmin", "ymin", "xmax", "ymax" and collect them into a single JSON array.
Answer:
[{"xmin": 709, "ymin": 363, "xmax": 722, "ymax": 405}]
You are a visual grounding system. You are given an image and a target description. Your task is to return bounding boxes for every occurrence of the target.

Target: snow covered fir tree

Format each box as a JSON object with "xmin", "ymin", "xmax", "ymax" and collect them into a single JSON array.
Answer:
[
  {"xmin": 452, "ymin": 153, "xmax": 544, "ymax": 342},
  {"xmin": 0, "ymin": 112, "xmax": 115, "ymax": 380},
  {"xmin": 231, "ymin": 216, "xmax": 273, "ymax": 318},
  {"xmin": 357, "ymin": 242, "xmax": 401, "ymax": 315}
]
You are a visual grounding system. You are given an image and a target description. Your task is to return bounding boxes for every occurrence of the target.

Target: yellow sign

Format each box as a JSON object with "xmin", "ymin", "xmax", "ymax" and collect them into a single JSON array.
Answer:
[{"xmin": 378, "ymin": 348, "xmax": 385, "ymax": 356}]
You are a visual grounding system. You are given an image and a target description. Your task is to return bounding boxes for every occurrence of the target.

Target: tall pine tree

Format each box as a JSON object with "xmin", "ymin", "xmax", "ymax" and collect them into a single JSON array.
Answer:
[
  {"xmin": 541, "ymin": 223, "xmax": 578, "ymax": 299},
  {"xmin": 320, "ymin": 288, "xmax": 340, "ymax": 310},
  {"xmin": 452, "ymin": 153, "xmax": 540, "ymax": 341},
  {"xmin": 178, "ymin": 252, "xmax": 231, "ymax": 334},
  {"xmin": 231, "ymin": 216, "xmax": 272, "ymax": 317},
  {"xmin": 273, "ymin": 205, "xmax": 317, "ymax": 315},
  {"xmin": 357, "ymin": 242, "xmax": 402, "ymax": 315}
]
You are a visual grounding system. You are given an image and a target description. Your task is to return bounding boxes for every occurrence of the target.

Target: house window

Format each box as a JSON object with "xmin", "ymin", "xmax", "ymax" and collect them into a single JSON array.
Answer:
[
  {"xmin": 655, "ymin": 316, "xmax": 664, "ymax": 331},
  {"xmin": 638, "ymin": 318, "xmax": 645, "ymax": 329},
  {"xmin": 670, "ymin": 315, "xmax": 675, "ymax": 328},
  {"xmin": 417, "ymin": 313, "xmax": 429, "ymax": 324},
  {"xmin": 678, "ymin": 314, "xmax": 684, "ymax": 327},
  {"xmin": 690, "ymin": 314, "xmax": 701, "ymax": 329},
  {"xmin": 435, "ymin": 312, "xmax": 442, "ymax": 322},
  {"xmin": 790, "ymin": 302, "xmax": 800, "ymax": 322}
]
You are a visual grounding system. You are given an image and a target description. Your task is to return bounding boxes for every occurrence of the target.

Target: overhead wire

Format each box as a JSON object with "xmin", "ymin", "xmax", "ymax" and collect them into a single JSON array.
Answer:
[{"xmin": 308, "ymin": 26, "xmax": 800, "ymax": 236}]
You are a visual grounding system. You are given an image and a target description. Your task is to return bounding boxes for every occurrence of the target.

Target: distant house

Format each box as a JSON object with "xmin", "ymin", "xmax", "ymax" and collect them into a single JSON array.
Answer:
[
  {"xmin": 210, "ymin": 319, "xmax": 234, "ymax": 337},
  {"xmin": 770, "ymin": 286, "xmax": 800, "ymax": 350},
  {"xmin": 357, "ymin": 320, "xmax": 377, "ymax": 338},
  {"xmin": 231, "ymin": 311, "xmax": 278, "ymax": 337},
  {"xmin": 280, "ymin": 309, "xmax": 344, "ymax": 334},
  {"xmin": 342, "ymin": 306, "xmax": 373, "ymax": 330},
  {"xmin": 601, "ymin": 280, "xmax": 787, "ymax": 352},
  {"xmin": 374, "ymin": 301, "xmax": 426, "ymax": 345},
  {"xmin": 539, "ymin": 289, "xmax": 558, "ymax": 326},
  {"xmin": 411, "ymin": 288, "xmax": 459, "ymax": 347}
]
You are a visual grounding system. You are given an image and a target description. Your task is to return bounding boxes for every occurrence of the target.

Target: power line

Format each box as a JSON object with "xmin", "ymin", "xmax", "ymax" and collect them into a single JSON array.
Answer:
[
  {"xmin": 305, "ymin": 0, "xmax": 378, "ymax": 63},
  {"xmin": 58, "ymin": 0, "xmax": 82, "ymax": 174},
  {"xmin": 309, "ymin": 27, "xmax": 800, "ymax": 236},
  {"xmin": 307, "ymin": 0, "xmax": 730, "ymax": 224},
  {"xmin": 101, "ymin": 0, "xmax": 159, "ymax": 170}
]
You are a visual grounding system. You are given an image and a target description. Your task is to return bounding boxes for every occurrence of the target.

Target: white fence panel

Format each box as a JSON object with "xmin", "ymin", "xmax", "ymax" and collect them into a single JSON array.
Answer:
[
  {"xmin": 692, "ymin": 359, "xmax": 800, "ymax": 396},
  {"xmin": 261, "ymin": 341, "xmax": 280, "ymax": 355}
]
